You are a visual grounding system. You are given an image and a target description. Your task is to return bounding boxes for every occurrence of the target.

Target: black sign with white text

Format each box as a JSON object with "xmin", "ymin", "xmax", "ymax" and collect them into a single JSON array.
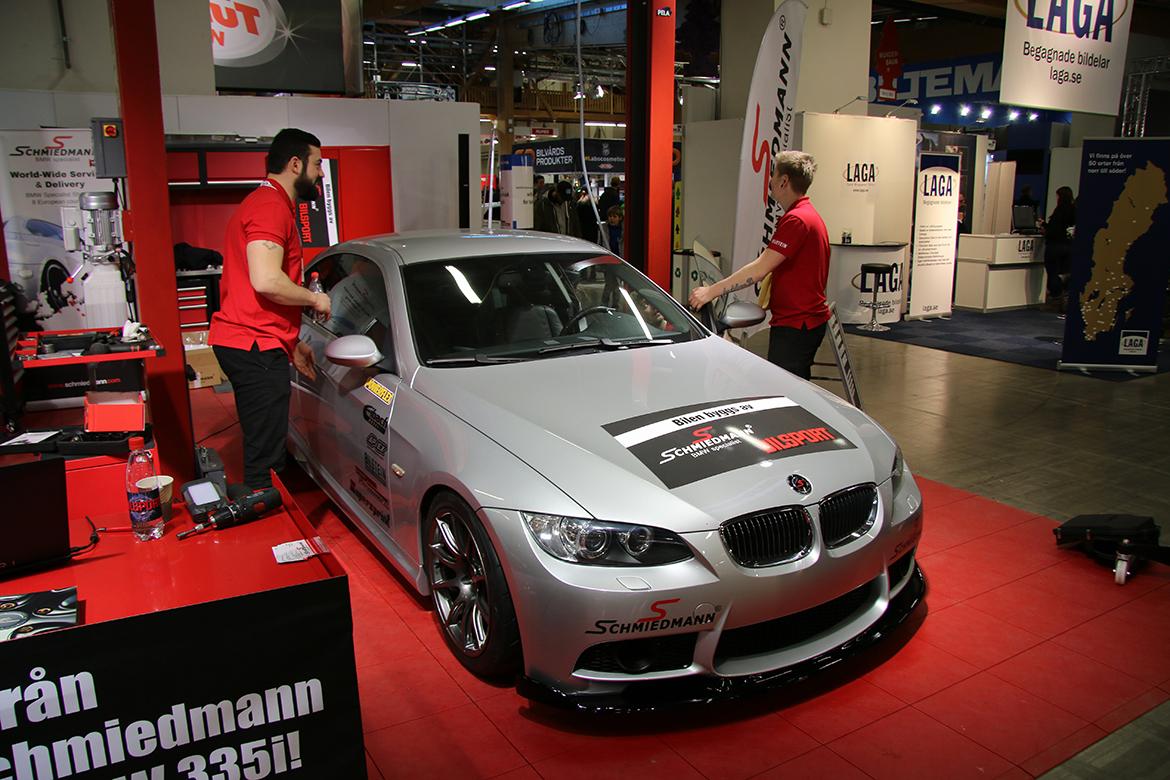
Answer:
[
  {"xmin": 603, "ymin": 396, "xmax": 855, "ymax": 489},
  {"xmin": 0, "ymin": 577, "xmax": 365, "ymax": 780}
]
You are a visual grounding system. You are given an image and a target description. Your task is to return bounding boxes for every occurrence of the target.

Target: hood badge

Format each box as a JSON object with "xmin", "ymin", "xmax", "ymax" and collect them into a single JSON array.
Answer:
[{"xmin": 788, "ymin": 474, "xmax": 812, "ymax": 495}]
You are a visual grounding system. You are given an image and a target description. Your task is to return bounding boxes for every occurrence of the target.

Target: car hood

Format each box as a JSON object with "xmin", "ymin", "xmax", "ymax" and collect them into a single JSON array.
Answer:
[{"xmin": 411, "ymin": 336, "xmax": 897, "ymax": 533}]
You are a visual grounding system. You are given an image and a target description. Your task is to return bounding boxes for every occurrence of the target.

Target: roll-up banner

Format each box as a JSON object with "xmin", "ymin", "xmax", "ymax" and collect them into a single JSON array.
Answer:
[
  {"xmin": 1060, "ymin": 138, "xmax": 1170, "ymax": 372},
  {"xmin": 999, "ymin": 0, "xmax": 1133, "ymax": 116},
  {"xmin": 908, "ymin": 156, "xmax": 961, "ymax": 320},
  {"xmin": 731, "ymin": 0, "xmax": 807, "ymax": 276}
]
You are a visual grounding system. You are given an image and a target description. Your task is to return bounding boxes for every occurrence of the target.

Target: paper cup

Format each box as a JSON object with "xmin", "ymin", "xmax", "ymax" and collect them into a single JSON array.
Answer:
[{"xmin": 137, "ymin": 475, "xmax": 175, "ymax": 521}]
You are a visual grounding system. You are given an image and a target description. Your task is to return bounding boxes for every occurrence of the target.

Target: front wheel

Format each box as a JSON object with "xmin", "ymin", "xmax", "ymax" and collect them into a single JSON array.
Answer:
[{"xmin": 423, "ymin": 492, "xmax": 521, "ymax": 677}]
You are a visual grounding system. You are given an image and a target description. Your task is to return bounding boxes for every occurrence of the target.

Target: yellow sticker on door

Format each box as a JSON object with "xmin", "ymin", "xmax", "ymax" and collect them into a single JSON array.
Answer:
[{"xmin": 364, "ymin": 378, "xmax": 394, "ymax": 405}]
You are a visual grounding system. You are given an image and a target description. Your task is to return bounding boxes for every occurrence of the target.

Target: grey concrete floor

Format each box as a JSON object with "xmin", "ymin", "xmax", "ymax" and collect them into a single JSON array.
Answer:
[{"xmin": 741, "ymin": 328, "xmax": 1170, "ymax": 778}]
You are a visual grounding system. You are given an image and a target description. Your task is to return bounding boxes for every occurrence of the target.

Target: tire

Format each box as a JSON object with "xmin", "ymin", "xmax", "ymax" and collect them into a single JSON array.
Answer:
[
  {"xmin": 1114, "ymin": 558, "xmax": 1130, "ymax": 586},
  {"xmin": 423, "ymin": 492, "xmax": 521, "ymax": 678}
]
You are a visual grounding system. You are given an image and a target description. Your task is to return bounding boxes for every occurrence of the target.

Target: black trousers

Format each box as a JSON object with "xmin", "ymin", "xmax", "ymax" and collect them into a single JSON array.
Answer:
[
  {"xmin": 213, "ymin": 344, "xmax": 291, "ymax": 490},
  {"xmin": 768, "ymin": 322, "xmax": 827, "ymax": 380},
  {"xmin": 1044, "ymin": 241, "xmax": 1071, "ymax": 298}
]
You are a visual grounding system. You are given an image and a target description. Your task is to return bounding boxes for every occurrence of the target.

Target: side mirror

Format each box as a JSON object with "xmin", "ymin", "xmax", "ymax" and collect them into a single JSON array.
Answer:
[
  {"xmin": 717, "ymin": 300, "xmax": 767, "ymax": 333},
  {"xmin": 325, "ymin": 335, "xmax": 383, "ymax": 368}
]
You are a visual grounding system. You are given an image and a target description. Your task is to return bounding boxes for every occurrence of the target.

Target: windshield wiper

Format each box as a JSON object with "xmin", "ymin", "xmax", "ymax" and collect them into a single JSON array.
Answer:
[
  {"xmin": 424, "ymin": 354, "xmax": 530, "ymax": 366},
  {"xmin": 536, "ymin": 337, "xmax": 674, "ymax": 355}
]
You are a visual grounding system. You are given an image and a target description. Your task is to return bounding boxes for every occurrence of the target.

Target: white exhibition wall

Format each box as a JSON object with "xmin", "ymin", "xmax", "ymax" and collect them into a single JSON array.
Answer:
[
  {"xmin": 0, "ymin": 90, "xmax": 479, "ymax": 233},
  {"xmin": 796, "ymin": 112, "xmax": 918, "ymax": 246},
  {"xmin": 680, "ymin": 118, "xmax": 743, "ymax": 274},
  {"xmin": 1048, "ymin": 147, "xmax": 1083, "ymax": 215}
]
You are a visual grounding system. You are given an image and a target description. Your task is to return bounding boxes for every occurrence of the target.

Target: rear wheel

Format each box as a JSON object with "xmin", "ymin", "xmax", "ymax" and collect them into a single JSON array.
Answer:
[{"xmin": 423, "ymin": 492, "xmax": 521, "ymax": 677}]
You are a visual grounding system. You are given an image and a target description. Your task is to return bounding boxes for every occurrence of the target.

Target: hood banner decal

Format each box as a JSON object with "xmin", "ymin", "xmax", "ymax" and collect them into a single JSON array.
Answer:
[{"xmin": 603, "ymin": 396, "xmax": 854, "ymax": 489}]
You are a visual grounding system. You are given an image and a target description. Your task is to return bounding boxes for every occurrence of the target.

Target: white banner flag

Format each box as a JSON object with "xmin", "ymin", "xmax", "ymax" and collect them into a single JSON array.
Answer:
[
  {"xmin": 1000, "ymin": 0, "xmax": 1133, "ymax": 116},
  {"xmin": 732, "ymin": 0, "xmax": 807, "ymax": 276},
  {"xmin": 908, "ymin": 166, "xmax": 960, "ymax": 319}
]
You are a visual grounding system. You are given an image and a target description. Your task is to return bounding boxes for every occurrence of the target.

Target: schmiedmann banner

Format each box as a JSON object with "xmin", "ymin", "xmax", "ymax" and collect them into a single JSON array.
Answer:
[
  {"xmin": 603, "ymin": 396, "xmax": 855, "ymax": 489},
  {"xmin": 731, "ymin": 0, "xmax": 807, "ymax": 276},
  {"xmin": 1000, "ymin": 0, "xmax": 1134, "ymax": 115}
]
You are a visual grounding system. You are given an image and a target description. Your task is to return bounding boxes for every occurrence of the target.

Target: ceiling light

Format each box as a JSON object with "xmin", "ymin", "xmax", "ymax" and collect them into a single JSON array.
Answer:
[
  {"xmin": 444, "ymin": 18, "xmax": 466, "ymax": 27},
  {"xmin": 485, "ymin": 65, "xmax": 497, "ymax": 71},
  {"xmin": 894, "ymin": 18, "xmax": 911, "ymax": 22},
  {"xmin": 1028, "ymin": 111, "xmax": 1039, "ymax": 121},
  {"xmin": 1008, "ymin": 109, "xmax": 1020, "ymax": 121},
  {"xmin": 959, "ymin": 104, "xmax": 971, "ymax": 117},
  {"xmin": 930, "ymin": 104, "xmax": 942, "ymax": 115},
  {"xmin": 407, "ymin": 29, "xmax": 426, "ymax": 36},
  {"xmin": 980, "ymin": 107, "xmax": 992, "ymax": 119},
  {"xmin": 595, "ymin": 84, "xmax": 605, "ymax": 98},
  {"xmin": 584, "ymin": 121, "xmax": 626, "ymax": 127},
  {"xmin": 466, "ymin": 11, "xmax": 490, "ymax": 21},
  {"xmin": 502, "ymin": 0, "xmax": 530, "ymax": 9},
  {"xmin": 402, "ymin": 62, "xmax": 419, "ymax": 67}
]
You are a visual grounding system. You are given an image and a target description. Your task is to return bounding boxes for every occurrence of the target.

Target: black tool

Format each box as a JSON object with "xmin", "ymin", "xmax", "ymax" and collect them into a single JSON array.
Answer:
[
  {"xmin": 177, "ymin": 487, "xmax": 282, "ymax": 540},
  {"xmin": 179, "ymin": 476, "xmax": 229, "ymax": 523}
]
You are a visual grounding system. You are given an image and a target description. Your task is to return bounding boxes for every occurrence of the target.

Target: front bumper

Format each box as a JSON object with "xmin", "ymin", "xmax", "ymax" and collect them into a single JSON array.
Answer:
[{"xmin": 517, "ymin": 564, "xmax": 925, "ymax": 712}]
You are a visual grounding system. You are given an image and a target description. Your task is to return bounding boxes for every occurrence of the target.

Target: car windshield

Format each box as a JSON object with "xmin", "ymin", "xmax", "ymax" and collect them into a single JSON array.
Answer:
[{"xmin": 402, "ymin": 252, "xmax": 704, "ymax": 365}]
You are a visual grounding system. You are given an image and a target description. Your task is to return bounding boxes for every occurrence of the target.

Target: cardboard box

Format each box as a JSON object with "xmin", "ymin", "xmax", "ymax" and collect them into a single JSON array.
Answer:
[
  {"xmin": 85, "ymin": 391, "xmax": 146, "ymax": 432},
  {"xmin": 185, "ymin": 343, "xmax": 224, "ymax": 389}
]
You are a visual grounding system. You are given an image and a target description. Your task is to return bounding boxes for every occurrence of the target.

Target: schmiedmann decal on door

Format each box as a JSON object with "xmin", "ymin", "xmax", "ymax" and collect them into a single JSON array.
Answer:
[{"xmin": 603, "ymin": 397, "xmax": 855, "ymax": 489}]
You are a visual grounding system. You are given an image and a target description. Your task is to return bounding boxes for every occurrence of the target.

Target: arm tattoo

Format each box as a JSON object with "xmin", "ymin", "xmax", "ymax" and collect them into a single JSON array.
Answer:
[
  {"xmin": 724, "ymin": 276, "xmax": 756, "ymax": 295},
  {"xmin": 261, "ymin": 241, "xmax": 280, "ymax": 251}
]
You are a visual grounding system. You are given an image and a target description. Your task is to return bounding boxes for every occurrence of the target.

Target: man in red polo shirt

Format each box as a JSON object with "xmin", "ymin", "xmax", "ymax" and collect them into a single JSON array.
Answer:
[
  {"xmin": 210, "ymin": 128, "xmax": 332, "ymax": 490},
  {"xmin": 689, "ymin": 150, "xmax": 830, "ymax": 379}
]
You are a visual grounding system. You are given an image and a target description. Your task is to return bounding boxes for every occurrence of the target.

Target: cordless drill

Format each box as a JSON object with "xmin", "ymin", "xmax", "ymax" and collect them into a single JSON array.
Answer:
[{"xmin": 176, "ymin": 487, "xmax": 282, "ymax": 540}]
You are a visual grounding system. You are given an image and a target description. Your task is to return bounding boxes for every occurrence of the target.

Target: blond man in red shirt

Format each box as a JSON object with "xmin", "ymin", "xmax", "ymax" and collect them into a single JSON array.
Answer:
[
  {"xmin": 210, "ymin": 128, "xmax": 332, "ymax": 490},
  {"xmin": 690, "ymin": 150, "xmax": 830, "ymax": 379}
]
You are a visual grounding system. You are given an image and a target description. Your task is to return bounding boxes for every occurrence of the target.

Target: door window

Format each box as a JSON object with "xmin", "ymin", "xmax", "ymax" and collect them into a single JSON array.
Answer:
[{"xmin": 307, "ymin": 253, "xmax": 395, "ymax": 372}]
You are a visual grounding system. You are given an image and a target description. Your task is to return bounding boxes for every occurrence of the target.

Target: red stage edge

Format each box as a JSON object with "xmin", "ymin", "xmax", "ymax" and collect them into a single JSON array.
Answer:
[{"xmin": 109, "ymin": 0, "xmax": 195, "ymax": 483}]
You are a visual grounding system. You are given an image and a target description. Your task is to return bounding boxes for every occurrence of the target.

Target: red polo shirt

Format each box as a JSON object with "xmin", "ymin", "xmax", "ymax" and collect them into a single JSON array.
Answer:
[
  {"xmin": 209, "ymin": 179, "xmax": 303, "ymax": 356},
  {"xmin": 766, "ymin": 195, "xmax": 831, "ymax": 329}
]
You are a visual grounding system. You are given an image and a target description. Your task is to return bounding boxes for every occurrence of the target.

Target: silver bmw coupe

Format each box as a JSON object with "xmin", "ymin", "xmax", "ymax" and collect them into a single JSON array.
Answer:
[{"xmin": 289, "ymin": 229, "xmax": 924, "ymax": 709}]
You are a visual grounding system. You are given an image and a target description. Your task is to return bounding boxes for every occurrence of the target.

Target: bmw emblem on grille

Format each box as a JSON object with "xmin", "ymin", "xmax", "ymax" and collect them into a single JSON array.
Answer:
[{"xmin": 788, "ymin": 474, "xmax": 812, "ymax": 495}]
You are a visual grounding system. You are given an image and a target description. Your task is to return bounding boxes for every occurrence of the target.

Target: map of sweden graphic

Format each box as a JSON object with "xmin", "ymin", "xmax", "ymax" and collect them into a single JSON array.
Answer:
[{"xmin": 1081, "ymin": 162, "xmax": 1169, "ymax": 340}]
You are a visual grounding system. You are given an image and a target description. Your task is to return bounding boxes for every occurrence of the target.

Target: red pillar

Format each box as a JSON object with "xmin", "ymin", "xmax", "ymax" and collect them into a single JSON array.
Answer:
[
  {"xmin": 625, "ymin": 0, "xmax": 676, "ymax": 289},
  {"xmin": 109, "ymin": 0, "xmax": 195, "ymax": 483}
]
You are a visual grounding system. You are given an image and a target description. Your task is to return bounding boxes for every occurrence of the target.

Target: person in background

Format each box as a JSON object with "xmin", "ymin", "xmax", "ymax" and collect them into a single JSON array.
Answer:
[
  {"xmin": 534, "ymin": 179, "xmax": 582, "ymax": 237},
  {"xmin": 210, "ymin": 128, "xmax": 331, "ymax": 491},
  {"xmin": 532, "ymin": 175, "xmax": 546, "ymax": 198},
  {"xmin": 688, "ymin": 150, "xmax": 830, "ymax": 379},
  {"xmin": 1042, "ymin": 186, "xmax": 1076, "ymax": 309},
  {"xmin": 604, "ymin": 205, "xmax": 623, "ymax": 254},
  {"xmin": 577, "ymin": 186, "xmax": 600, "ymax": 244},
  {"xmin": 1015, "ymin": 185, "xmax": 1039, "ymax": 211}
]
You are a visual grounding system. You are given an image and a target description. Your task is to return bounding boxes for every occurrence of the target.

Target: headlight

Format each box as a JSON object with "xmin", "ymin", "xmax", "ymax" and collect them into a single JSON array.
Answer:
[
  {"xmin": 521, "ymin": 513, "xmax": 692, "ymax": 566},
  {"xmin": 891, "ymin": 445, "xmax": 906, "ymax": 493}
]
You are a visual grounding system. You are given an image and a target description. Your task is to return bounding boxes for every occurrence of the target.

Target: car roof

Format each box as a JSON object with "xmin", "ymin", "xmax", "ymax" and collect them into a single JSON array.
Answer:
[{"xmin": 341, "ymin": 229, "xmax": 610, "ymax": 266}]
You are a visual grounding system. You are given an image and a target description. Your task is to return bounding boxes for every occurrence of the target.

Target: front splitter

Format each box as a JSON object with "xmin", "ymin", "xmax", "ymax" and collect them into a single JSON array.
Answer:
[{"xmin": 517, "ymin": 564, "xmax": 926, "ymax": 714}]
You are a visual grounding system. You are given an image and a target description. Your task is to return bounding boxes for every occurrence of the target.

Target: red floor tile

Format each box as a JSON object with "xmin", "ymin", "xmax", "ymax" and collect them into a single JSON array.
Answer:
[
  {"xmin": 433, "ymin": 649, "xmax": 516, "ymax": 702},
  {"xmin": 1022, "ymin": 558, "xmax": 1161, "ymax": 614},
  {"xmin": 1019, "ymin": 724, "xmax": 1109, "ymax": 777},
  {"xmin": 917, "ymin": 478, "xmax": 974, "ymax": 509},
  {"xmin": 530, "ymin": 736, "xmax": 704, "ymax": 780},
  {"xmin": 1095, "ymin": 687, "xmax": 1170, "ymax": 732},
  {"xmin": 864, "ymin": 636, "xmax": 980, "ymax": 703},
  {"xmin": 915, "ymin": 603, "xmax": 1044, "ymax": 669},
  {"xmin": 357, "ymin": 651, "xmax": 470, "ymax": 731},
  {"xmin": 988, "ymin": 641, "xmax": 1152, "ymax": 722},
  {"xmin": 365, "ymin": 749, "xmax": 384, "ymax": 780},
  {"xmin": 1051, "ymin": 611, "xmax": 1170, "ymax": 685},
  {"xmin": 915, "ymin": 672, "xmax": 1090, "ymax": 764},
  {"xmin": 351, "ymin": 607, "xmax": 428, "ymax": 670},
  {"xmin": 659, "ymin": 712, "xmax": 818, "ymax": 780},
  {"xmin": 993, "ymin": 768, "xmax": 1033, "ymax": 780},
  {"xmin": 753, "ymin": 746, "xmax": 870, "ymax": 780},
  {"xmin": 973, "ymin": 516, "xmax": 1067, "ymax": 567},
  {"xmin": 919, "ymin": 544, "xmax": 1040, "ymax": 603},
  {"xmin": 365, "ymin": 703, "xmax": 527, "ymax": 779},
  {"xmin": 472, "ymin": 690, "xmax": 631, "ymax": 765},
  {"xmin": 964, "ymin": 578, "xmax": 1110, "ymax": 639},
  {"xmin": 778, "ymin": 678, "xmax": 906, "ymax": 743},
  {"xmin": 827, "ymin": 707, "xmax": 1014, "ymax": 780},
  {"xmin": 489, "ymin": 767, "xmax": 542, "ymax": 780}
]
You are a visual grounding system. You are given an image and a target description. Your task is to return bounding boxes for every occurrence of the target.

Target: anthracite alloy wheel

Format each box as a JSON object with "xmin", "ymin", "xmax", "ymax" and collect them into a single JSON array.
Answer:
[{"xmin": 424, "ymin": 492, "xmax": 521, "ymax": 677}]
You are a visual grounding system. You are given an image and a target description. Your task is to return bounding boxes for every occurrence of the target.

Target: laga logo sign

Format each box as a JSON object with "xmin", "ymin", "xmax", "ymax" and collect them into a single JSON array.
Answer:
[
  {"xmin": 210, "ymin": 0, "xmax": 288, "ymax": 68},
  {"xmin": 1000, "ymin": 0, "xmax": 1133, "ymax": 116}
]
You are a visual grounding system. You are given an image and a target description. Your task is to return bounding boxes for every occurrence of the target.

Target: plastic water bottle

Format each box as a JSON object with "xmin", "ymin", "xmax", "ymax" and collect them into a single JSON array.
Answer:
[
  {"xmin": 307, "ymin": 271, "xmax": 326, "ymax": 323},
  {"xmin": 126, "ymin": 436, "xmax": 164, "ymax": 541}
]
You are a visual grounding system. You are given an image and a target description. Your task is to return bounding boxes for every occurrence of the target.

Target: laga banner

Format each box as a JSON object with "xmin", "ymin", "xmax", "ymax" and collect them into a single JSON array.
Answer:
[
  {"xmin": 1060, "ymin": 138, "xmax": 1170, "ymax": 372},
  {"xmin": 732, "ymin": 0, "xmax": 807, "ymax": 278},
  {"xmin": 1000, "ymin": 0, "xmax": 1134, "ymax": 116},
  {"xmin": 908, "ymin": 162, "xmax": 961, "ymax": 319}
]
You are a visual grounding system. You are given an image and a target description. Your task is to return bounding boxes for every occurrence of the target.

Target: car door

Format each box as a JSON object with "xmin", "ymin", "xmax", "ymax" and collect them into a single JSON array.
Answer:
[{"xmin": 294, "ymin": 251, "xmax": 401, "ymax": 544}]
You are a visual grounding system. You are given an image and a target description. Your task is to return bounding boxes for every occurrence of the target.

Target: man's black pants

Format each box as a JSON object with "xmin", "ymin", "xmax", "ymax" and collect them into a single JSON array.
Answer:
[
  {"xmin": 213, "ymin": 344, "xmax": 291, "ymax": 490},
  {"xmin": 768, "ymin": 322, "xmax": 827, "ymax": 380}
]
